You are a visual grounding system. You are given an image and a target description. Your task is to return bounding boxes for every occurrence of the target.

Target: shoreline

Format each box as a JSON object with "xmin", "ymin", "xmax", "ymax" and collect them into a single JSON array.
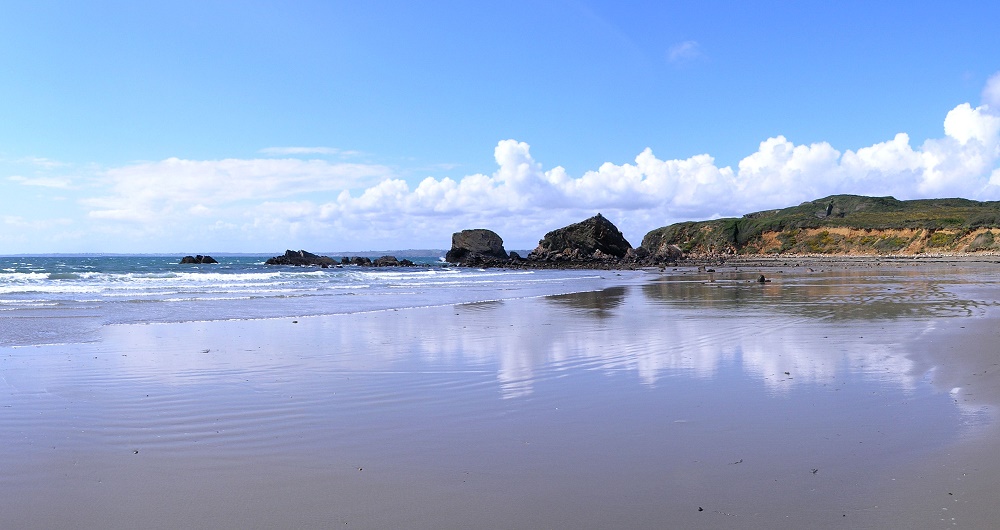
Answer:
[{"xmin": 496, "ymin": 252, "xmax": 1000, "ymax": 270}]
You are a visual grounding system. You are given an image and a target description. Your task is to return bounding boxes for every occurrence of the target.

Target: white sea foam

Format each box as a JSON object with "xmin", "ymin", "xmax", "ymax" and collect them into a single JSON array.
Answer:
[{"xmin": 0, "ymin": 255, "xmax": 633, "ymax": 347}]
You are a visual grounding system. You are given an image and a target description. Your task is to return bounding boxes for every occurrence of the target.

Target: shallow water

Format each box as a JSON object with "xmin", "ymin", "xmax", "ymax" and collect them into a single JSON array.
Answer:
[
  {"xmin": 0, "ymin": 255, "xmax": 619, "ymax": 346},
  {"xmin": 2, "ymin": 264, "xmax": 999, "ymax": 528}
]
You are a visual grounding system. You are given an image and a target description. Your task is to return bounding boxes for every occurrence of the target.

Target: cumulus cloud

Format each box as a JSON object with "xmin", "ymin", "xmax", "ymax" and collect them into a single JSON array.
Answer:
[
  {"xmin": 63, "ymin": 72, "xmax": 1000, "ymax": 251},
  {"xmin": 667, "ymin": 40, "xmax": 702, "ymax": 64}
]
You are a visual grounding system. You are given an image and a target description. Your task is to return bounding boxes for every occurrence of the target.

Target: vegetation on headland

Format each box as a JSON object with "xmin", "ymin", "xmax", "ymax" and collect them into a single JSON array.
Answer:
[{"xmin": 643, "ymin": 194, "xmax": 1000, "ymax": 257}]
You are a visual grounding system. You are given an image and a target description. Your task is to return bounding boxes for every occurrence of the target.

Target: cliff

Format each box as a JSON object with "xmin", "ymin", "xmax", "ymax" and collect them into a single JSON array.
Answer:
[{"xmin": 643, "ymin": 195, "xmax": 1000, "ymax": 257}]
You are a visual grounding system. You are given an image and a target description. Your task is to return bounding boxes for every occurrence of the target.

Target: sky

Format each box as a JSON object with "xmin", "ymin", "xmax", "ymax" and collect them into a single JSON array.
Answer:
[{"xmin": 1, "ymin": 1, "xmax": 999, "ymax": 254}]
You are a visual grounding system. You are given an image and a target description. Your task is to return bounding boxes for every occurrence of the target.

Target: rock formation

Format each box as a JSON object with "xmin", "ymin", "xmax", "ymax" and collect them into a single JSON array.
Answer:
[
  {"xmin": 373, "ymin": 255, "xmax": 417, "ymax": 267},
  {"xmin": 528, "ymin": 214, "xmax": 632, "ymax": 263},
  {"xmin": 638, "ymin": 231, "xmax": 686, "ymax": 263},
  {"xmin": 445, "ymin": 229, "xmax": 509, "ymax": 265},
  {"xmin": 179, "ymin": 255, "xmax": 218, "ymax": 264},
  {"xmin": 337, "ymin": 255, "xmax": 414, "ymax": 267},
  {"xmin": 265, "ymin": 250, "xmax": 337, "ymax": 267},
  {"xmin": 341, "ymin": 256, "xmax": 373, "ymax": 266}
]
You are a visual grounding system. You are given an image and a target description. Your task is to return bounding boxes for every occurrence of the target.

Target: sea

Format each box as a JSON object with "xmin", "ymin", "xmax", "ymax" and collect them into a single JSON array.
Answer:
[{"xmin": 0, "ymin": 254, "xmax": 628, "ymax": 347}]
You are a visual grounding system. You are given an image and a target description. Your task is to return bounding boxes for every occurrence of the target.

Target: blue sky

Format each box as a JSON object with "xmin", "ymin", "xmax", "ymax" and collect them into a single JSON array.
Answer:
[{"xmin": 2, "ymin": 1, "xmax": 999, "ymax": 253}]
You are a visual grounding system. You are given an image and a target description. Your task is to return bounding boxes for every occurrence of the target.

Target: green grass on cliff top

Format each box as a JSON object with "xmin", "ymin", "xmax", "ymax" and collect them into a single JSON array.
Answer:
[{"xmin": 644, "ymin": 194, "xmax": 1000, "ymax": 250}]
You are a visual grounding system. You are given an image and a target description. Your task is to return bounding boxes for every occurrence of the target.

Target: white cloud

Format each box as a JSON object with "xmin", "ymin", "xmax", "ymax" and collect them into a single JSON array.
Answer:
[
  {"xmin": 3, "ymin": 215, "xmax": 74, "ymax": 229},
  {"xmin": 8, "ymin": 175, "xmax": 73, "ymax": 188},
  {"xmin": 84, "ymin": 157, "xmax": 393, "ymax": 222},
  {"xmin": 942, "ymin": 102, "xmax": 1000, "ymax": 145},
  {"xmin": 18, "ymin": 157, "xmax": 67, "ymax": 169},
  {"xmin": 667, "ymin": 40, "xmax": 702, "ymax": 64},
  {"xmin": 259, "ymin": 146, "xmax": 360, "ymax": 157}
]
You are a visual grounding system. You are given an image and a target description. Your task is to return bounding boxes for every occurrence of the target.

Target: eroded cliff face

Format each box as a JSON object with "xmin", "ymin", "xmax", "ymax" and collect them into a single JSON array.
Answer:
[
  {"xmin": 670, "ymin": 226, "xmax": 1000, "ymax": 257},
  {"xmin": 640, "ymin": 194, "xmax": 1000, "ymax": 258}
]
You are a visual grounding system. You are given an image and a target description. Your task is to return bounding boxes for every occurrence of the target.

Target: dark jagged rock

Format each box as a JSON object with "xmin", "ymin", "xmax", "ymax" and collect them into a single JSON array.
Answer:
[
  {"xmin": 180, "ymin": 255, "xmax": 218, "ymax": 264},
  {"xmin": 373, "ymin": 256, "xmax": 399, "ymax": 267},
  {"xmin": 373, "ymin": 256, "xmax": 400, "ymax": 267},
  {"xmin": 265, "ymin": 250, "xmax": 336, "ymax": 267},
  {"xmin": 445, "ymin": 229, "xmax": 509, "ymax": 265},
  {"xmin": 341, "ymin": 256, "xmax": 373, "ymax": 266},
  {"xmin": 528, "ymin": 214, "xmax": 632, "ymax": 263},
  {"xmin": 337, "ymin": 255, "xmax": 414, "ymax": 267}
]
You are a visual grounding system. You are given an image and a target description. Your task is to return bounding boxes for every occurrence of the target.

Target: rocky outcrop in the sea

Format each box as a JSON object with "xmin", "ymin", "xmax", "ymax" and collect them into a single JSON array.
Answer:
[
  {"xmin": 528, "ymin": 214, "xmax": 632, "ymax": 263},
  {"xmin": 265, "ymin": 250, "xmax": 337, "ymax": 267},
  {"xmin": 445, "ymin": 229, "xmax": 511, "ymax": 265},
  {"xmin": 341, "ymin": 256, "xmax": 373, "ymax": 266},
  {"xmin": 267, "ymin": 251, "xmax": 414, "ymax": 267},
  {"xmin": 443, "ymin": 215, "xmax": 679, "ymax": 269},
  {"xmin": 337, "ymin": 255, "xmax": 414, "ymax": 267},
  {"xmin": 180, "ymin": 255, "xmax": 218, "ymax": 264},
  {"xmin": 372, "ymin": 255, "xmax": 415, "ymax": 267}
]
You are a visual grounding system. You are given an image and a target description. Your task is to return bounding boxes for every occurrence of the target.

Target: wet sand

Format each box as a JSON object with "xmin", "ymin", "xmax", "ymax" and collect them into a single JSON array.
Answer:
[{"xmin": 2, "ymin": 264, "xmax": 1000, "ymax": 528}]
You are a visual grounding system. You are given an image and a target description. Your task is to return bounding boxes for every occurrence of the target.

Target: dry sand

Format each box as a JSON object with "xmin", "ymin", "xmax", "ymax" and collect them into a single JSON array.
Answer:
[{"xmin": 2, "ymin": 263, "xmax": 999, "ymax": 528}]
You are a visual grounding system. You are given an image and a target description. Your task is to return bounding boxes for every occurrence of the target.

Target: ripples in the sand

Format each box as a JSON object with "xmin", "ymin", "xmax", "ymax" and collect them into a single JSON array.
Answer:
[{"xmin": 2, "ymin": 264, "xmax": 998, "ymax": 528}]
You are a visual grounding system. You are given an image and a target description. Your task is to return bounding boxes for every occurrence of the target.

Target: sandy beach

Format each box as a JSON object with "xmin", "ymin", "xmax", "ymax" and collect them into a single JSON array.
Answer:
[{"xmin": 3, "ymin": 263, "xmax": 1000, "ymax": 528}]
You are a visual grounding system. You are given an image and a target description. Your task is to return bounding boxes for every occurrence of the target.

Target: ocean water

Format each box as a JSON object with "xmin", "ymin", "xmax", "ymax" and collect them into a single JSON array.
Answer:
[{"xmin": 0, "ymin": 254, "xmax": 628, "ymax": 347}]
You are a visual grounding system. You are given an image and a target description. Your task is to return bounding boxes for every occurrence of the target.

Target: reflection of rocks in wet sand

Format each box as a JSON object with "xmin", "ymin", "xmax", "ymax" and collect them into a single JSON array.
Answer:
[
  {"xmin": 454, "ymin": 300, "xmax": 505, "ymax": 313},
  {"xmin": 642, "ymin": 269, "xmax": 977, "ymax": 321},
  {"xmin": 546, "ymin": 286, "xmax": 627, "ymax": 316}
]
